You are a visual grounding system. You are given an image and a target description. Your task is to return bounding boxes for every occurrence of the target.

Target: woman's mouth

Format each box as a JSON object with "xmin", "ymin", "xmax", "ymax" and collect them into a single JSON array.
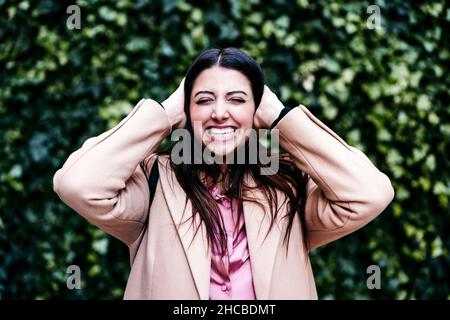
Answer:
[{"xmin": 205, "ymin": 126, "xmax": 237, "ymax": 141}]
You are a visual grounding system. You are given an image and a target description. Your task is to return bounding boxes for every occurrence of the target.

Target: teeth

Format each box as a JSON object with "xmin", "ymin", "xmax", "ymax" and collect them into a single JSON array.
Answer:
[{"xmin": 208, "ymin": 127, "xmax": 235, "ymax": 135}]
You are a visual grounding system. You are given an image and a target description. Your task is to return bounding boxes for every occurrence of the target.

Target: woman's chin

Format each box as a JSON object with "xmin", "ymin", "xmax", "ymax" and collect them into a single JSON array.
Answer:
[
  {"xmin": 208, "ymin": 144, "xmax": 237, "ymax": 156},
  {"xmin": 200, "ymin": 132, "xmax": 249, "ymax": 163},
  {"xmin": 204, "ymin": 142, "xmax": 245, "ymax": 162}
]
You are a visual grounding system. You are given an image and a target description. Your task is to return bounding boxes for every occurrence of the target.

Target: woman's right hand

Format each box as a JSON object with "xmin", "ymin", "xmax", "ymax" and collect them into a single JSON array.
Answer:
[{"xmin": 161, "ymin": 77, "xmax": 186, "ymax": 130}]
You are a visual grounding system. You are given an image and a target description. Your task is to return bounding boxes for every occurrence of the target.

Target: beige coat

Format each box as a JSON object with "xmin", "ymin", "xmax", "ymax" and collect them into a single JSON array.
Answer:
[{"xmin": 53, "ymin": 98, "xmax": 394, "ymax": 299}]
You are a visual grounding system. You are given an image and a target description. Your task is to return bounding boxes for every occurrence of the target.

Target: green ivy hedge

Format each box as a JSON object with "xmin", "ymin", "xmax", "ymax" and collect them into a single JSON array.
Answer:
[{"xmin": 0, "ymin": 0, "xmax": 448, "ymax": 299}]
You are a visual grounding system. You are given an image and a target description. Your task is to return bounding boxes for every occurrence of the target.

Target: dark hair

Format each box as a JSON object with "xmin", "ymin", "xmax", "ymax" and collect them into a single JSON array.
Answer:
[{"xmin": 148, "ymin": 47, "xmax": 310, "ymax": 258}]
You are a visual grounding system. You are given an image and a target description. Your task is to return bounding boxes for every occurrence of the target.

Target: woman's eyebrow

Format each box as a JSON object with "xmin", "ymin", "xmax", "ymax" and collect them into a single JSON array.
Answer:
[
  {"xmin": 226, "ymin": 90, "xmax": 247, "ymax": 96},
  {"xmin": 194, "ymin": 90, "xmax": 214, "ymax": 97},
  {"xmin": 194, "ymin": 90, "xmax": 248, "ymax": 97}
]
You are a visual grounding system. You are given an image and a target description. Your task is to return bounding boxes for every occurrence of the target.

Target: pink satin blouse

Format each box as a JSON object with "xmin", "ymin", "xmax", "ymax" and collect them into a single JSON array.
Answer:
[{"xmin": 208, "ymin": 186, "xmax": 256, "ymax": 300}]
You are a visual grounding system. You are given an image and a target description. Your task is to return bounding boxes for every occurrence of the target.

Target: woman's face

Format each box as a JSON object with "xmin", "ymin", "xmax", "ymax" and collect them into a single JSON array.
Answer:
[{"xmin": 189, "ymin": 66, "xmax": 255, "ymax": 158}]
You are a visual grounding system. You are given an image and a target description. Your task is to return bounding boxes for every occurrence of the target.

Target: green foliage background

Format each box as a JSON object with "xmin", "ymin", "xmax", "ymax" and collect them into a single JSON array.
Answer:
[{"xmin": 0, "ymin": 0, "xmax": 449, "ymax": 299}]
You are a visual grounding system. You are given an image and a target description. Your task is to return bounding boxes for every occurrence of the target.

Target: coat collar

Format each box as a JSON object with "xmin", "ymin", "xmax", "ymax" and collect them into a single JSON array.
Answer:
[{"xmin": 157, "ymin": 157, "xmax": 285, "ymax": 300}]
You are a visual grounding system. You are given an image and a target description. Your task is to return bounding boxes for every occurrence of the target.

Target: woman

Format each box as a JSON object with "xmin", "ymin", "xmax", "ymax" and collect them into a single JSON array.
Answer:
[{"xmin": 53, "ymin": 47, "xmax": 394, "ymax": 300}]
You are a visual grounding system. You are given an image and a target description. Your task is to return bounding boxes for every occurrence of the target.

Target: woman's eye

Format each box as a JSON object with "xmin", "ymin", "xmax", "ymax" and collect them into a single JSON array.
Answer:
[
  {"xmin": 196, "ymin": 98, "xmax": 244, "ymax": 104},
  {"xmin": 197, "ymin": 99, "xmax": 212, "ymax": 104}
]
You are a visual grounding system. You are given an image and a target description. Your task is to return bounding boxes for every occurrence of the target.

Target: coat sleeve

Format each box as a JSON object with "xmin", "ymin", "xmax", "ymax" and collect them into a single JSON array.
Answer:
[
  {"xmin": 273, "ymin": 105, "xmax": 395, "ymax": 251},
  {"xmin": 53, "ymin": 98, "xmax": 172, "ymax": 246}
]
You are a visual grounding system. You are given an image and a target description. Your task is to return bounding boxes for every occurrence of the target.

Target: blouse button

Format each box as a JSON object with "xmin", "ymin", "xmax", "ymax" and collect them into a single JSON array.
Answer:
[{"xmin": 221, "ymin": 284, "xmax": 228, "ymax": 292}]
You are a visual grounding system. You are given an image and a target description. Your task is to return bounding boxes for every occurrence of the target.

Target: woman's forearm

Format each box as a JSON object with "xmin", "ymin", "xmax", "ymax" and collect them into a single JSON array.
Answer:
[
  {"xmin": 273, "ymin": 105, "xmax": 394, "ymax": 249},
  {"xmin": 53, "ymin": 98, "xmax": 172, "ymax": 244}
]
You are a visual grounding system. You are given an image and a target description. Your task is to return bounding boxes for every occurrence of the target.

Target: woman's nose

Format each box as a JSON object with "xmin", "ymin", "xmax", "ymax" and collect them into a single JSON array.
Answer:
[{"xmin": 211, "ymin": 101, "xmax": 230, "ymax": 121}]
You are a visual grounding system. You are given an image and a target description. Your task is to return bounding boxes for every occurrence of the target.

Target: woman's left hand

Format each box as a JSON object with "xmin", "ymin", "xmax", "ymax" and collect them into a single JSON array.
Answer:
[{"xmin": 254, "ymin": 85, "xmax": 285, "ymax": 129}]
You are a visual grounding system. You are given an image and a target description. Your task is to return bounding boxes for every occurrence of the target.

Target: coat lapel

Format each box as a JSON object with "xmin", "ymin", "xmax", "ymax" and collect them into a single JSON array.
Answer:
[
  {"xmin": 158, "ymin": 158, "xmax": 284, "ymax": 300},
  {"xmin": 158, "ymin": 159, "xmax": 211, "ymax": 300}
]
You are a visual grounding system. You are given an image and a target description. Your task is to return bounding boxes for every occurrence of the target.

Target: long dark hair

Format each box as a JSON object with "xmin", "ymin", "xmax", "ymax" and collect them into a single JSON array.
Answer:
[{"xmin": 147, "ymin": 47, "xmax": 310, "ymax": 257}]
